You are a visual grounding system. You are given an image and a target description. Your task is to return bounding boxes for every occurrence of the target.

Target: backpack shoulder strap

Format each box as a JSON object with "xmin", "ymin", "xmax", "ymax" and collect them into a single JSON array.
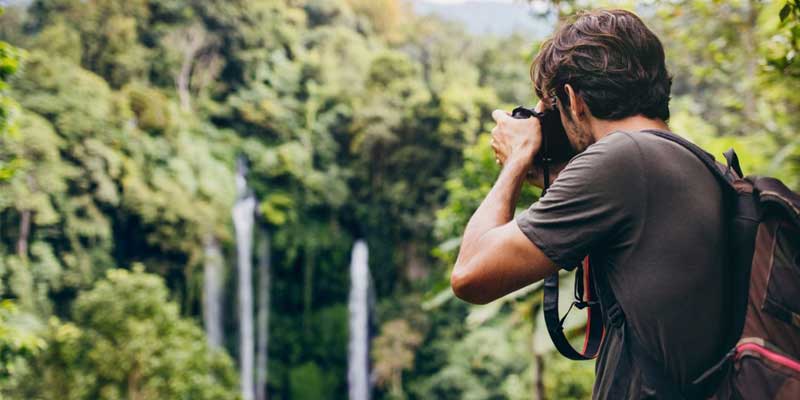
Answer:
[
  {"xmin": 639, "ymin": 130, "xmax": 737, "ymax": 191},
  {"xmin": 723, "ymin": 148, "xmax": 744, "ymax": 178}
]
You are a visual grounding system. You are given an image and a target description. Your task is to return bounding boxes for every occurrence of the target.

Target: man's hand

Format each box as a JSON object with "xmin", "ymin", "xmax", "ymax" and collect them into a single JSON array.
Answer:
[
  {"xmin": 490, "ymin": 102, "xmax": 544, "ymax": 168},
  {"xmin": 491, "ymin": 102, "xmax": 566, "ymax": 188}
]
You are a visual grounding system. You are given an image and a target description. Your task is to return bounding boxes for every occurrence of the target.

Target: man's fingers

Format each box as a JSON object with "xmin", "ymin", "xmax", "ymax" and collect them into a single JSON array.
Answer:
[
  {"xmin": 491, "ymin": 126, "xmax": 500, "ymax": 140},
  {"xmin": 491, "ymin": 109, "xmax": 511, "ymax": 123}
]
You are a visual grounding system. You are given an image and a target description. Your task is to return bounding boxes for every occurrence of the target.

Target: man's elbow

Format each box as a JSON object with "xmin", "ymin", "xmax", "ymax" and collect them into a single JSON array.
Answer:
[{"xmin": 450, "ymin": 263, "xmax": 492, "ymax": 305}]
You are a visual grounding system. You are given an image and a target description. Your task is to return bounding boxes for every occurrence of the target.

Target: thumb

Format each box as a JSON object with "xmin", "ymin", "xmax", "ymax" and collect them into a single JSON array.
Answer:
[{"xmin": 491, "ymin": 109, "xmax": 511, "ymax": 123}]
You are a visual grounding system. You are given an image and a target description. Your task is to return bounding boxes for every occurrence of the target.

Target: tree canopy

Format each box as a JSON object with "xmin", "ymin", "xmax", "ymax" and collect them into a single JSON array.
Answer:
[{"xmin": 0, "ymin": 0, "xmax": 797, "ymax": 399}]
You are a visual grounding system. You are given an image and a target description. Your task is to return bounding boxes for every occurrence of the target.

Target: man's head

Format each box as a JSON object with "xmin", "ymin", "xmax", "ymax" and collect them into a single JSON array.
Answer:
[{"xmin": 531, "ymin": 9, "xmax": 672, "ymax": 151}]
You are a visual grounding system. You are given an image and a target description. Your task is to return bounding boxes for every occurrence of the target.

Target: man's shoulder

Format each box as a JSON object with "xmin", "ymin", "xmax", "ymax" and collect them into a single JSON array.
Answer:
[
  {"xmin": 593, "ymin": 130, "xmax": 669, "ymax": 153},
  {"xmin": 578, "ymin": 130, "xmax": 692, "ymax": 170},
  {"xmin": 567, "ymin": 131, "xmax": 645, "ymax": 176},
  {"xmin": 549, "ymin": 131, "xmax": 647, "ymax": 204}
]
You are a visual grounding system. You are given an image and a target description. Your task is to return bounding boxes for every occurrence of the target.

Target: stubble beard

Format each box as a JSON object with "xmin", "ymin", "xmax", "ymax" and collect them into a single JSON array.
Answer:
[{"xmin": 564, "ymin": 115, "xmax": 595, "ymax": 154}]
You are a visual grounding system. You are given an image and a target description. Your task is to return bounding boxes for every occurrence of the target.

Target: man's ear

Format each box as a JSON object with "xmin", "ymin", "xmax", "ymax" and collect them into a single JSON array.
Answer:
[{"xmin": 564, "ymin": 84, "xmax": 585, "ymax": 119}]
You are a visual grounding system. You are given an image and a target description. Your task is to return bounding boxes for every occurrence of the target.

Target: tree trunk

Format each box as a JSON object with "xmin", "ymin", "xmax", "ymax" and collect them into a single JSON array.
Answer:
[
  {"xmin": 127, "ymin": 366, "xmax": 142, "ymax": 400},
  {"xmin": 255, "ymin": 229, "xmax": 271, "ymax": 400},
  {"xmin": 177, "ymin": 54, "xmax": 193, "ymax": 111},
  {"xmin": 167, "ymin": 24, "xmax": 208, "ymax": 112},
  {"xmin": 17, "ymin": 209, "xmax": 31, "ymax": 259},
  {"xmin": 531, "ymin": 303, "xmax": 545, "ymax": 400},
  {"xmin": 303, "ymin": 249, "xmax": 314, "ymax": 334},
  {"xmin": 534, "ymin": 353, "xmax": 545, "ymax": 400}
]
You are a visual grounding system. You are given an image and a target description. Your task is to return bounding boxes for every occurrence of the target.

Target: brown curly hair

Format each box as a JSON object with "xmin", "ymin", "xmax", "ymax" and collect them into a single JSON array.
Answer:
[{"xmin": 531, "ymin": 9, "xmax": 672, "ymax": 121}]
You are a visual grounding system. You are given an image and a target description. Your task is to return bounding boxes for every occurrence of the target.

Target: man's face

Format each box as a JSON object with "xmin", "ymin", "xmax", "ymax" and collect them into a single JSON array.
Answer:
[{"xmin": 556, "ymin": 100, "xmax": 595, "ymax": 154}]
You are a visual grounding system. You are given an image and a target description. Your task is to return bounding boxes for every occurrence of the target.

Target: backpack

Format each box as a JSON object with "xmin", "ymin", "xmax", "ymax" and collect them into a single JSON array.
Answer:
[{"xmin": 542, "ymin": 130, "xmax": 800, "ymax": 399}]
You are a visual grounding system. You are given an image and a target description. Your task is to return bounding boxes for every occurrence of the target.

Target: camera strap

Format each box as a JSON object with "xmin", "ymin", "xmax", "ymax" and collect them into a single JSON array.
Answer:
[
  {"xmin": 537, "ymin": 111, "xmax": 604, "ymax": 361},
  {"xmin": 511, "ymin": 105, "xmax": 605, "ymax": 359},
  {"xmin": 542, "ymin": 257, "xmax": 605, "ymax": 360}
]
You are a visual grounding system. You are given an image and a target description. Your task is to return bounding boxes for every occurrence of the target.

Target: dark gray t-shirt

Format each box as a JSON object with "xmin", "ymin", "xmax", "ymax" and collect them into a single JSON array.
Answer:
[{"xmin": 516, "ymin": 131, "xmax": 728, "ymax": 399}]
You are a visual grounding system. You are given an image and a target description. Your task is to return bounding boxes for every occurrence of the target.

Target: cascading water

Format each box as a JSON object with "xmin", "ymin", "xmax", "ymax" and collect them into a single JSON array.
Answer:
[
  {"xmin": 255, "ymin": 229, "xmax": 271, "ymax": 400},
  {"xmin": 202, "ymin": 234, "xmax": 224, "ymax": 348},
  {"xmin": 348, "ymin": 240, "xmax": 372, "ymax": 400},
  {"xmin": 232, "ymin": 157, "xmax": 256, "ymax": 400}
]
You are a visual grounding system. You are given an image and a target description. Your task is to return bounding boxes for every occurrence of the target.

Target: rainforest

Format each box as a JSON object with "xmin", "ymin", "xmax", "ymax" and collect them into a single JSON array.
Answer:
[{"xmin": 0, "ymin": 0, "xmax": 799, "ymax": 399}]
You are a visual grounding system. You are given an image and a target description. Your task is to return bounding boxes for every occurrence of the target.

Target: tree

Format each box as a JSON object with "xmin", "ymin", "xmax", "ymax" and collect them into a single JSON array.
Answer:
[
  {"xmin": 1, "ymin": 267, "xmax": 239, "ymax": 400},
  {"xmin": 0, "ymin": 14, "xmax": 47, "ymax": 381},
  {"xmin": 373, "ymin": 319, "xmax": 423, "ymax": 399}
]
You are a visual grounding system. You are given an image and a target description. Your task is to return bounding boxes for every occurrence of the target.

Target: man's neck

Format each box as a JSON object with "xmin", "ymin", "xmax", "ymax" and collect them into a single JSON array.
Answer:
[{"xmin": 590, "ymin": 114, "xmax": 670, "ymax": 142}]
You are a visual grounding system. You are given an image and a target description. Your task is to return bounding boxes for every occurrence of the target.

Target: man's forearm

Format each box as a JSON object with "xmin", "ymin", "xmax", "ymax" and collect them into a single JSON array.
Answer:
[{"xmin": 455, "ymin": 157, "xmax": 530, "ymax": 266}]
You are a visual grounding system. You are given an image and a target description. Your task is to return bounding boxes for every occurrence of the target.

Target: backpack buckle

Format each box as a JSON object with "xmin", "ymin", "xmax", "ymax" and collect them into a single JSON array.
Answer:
[{"xmin": 573, "ymin": 300, "xmax": 599, "ymax": 310}]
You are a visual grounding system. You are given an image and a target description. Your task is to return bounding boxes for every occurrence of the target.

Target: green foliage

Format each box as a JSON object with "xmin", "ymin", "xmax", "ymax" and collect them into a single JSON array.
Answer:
[
  {"xmin": 0, "ymin": 24, "xmax": 48, "ymax": 383},
  {"xmin": 0, "ymin": 267, "xmax": 239, "ymax": 400},
  {"xmin": 124, "ymin": 83, "xmax": 172, "ymax": 134},
  {"xmin": 0, "ymin": 1, "xmax": 797, "ymax": 399},
  {"xmin": 774, "ymin": 0, "xmax": 800, "ymax": 73},
  {"xmin": 289, "ymin": 362, "xmax": 336, "ymax": 400},
  {"xmin": 543, "ymin": 355, "xmax": 595, "ymax": 400},
  {"xmin": 29, "ymin": 22, "xmax": 82, "ymax": 64},
  {"xmin": 409, "ymin": 316, "xmax": 534, "ymax": 400},
  {"xmin": 0, "ymin": 34, "xmax": 22, "ymax": 152},
  {"xmin": 0, "ymin": 300, "xmax": 47, "ymax": 378}
]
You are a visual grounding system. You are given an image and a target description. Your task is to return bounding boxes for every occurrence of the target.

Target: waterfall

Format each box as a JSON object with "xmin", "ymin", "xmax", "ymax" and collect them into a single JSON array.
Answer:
[
  {"xmin": 232, "ymin": 157, "xmax": 256, "ymax": 400},
  {"xmin": 348, "ymin": 240, "xmax": 372, "ymax": 400},
  {"xmin": 255, "ymin": 229, "xmax": 271, "ymax": 400},
  {"xmin": 202, "ymin": 234, "xmax": 224, "ymax": 348}
]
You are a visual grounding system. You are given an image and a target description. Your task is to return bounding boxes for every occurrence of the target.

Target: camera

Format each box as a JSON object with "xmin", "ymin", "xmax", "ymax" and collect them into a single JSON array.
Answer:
[{"xmin": 511, "ymin": 106, "xmax": 575, "ymax": 167}]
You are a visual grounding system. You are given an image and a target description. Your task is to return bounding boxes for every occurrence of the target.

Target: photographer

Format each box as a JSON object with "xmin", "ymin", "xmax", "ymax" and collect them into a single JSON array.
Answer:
[{"xmin": 450, "ymin": 9, "xmax": 728, "ymax": 399}]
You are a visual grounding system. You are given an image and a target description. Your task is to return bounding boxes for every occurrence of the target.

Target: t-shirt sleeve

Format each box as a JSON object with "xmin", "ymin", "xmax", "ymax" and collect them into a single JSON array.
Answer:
[{"xmin": 515, "ymin": 132, "xmax": 645, "ymax": 270}]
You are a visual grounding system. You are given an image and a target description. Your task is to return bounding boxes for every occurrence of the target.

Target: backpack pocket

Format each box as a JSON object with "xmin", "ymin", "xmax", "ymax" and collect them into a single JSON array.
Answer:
[
  {"xmin": 762, "ymin": 221, "xmax": 800, "ymax": 329},
  {"xmin": 726, "ymin": 340, "xmax": 800, "ymax": 400}
]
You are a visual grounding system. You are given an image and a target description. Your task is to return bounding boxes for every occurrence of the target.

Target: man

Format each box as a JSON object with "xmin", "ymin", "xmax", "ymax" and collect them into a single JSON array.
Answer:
[{"xmin": 450, "ymin": 9, "xmax": 728, "ymax": 399}]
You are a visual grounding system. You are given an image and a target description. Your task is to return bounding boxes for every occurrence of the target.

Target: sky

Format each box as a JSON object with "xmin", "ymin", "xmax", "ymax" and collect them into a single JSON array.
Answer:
[
  {"xmin": 412, "ymin": 0, "xmax": 551, "ymax": 37},
  {"xmin": 424, "ymin": 0, "xmax": 516, "ymax": 3},
  {"xmin": 425, "ymin": 0, "xmax": 514, "ymax": 2}
]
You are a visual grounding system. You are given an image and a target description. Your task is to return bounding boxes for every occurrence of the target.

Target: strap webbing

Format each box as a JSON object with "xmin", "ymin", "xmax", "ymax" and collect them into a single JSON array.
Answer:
[
  {"xmin": 542, "ymin": 257, "xmax": 604, "ymax": 360},
  {"xmin": 723, "ymin": 148, "xmax": 743, "ymax": 178},
  {"xmin": 526, "ymin": 103, "xmax": 605, "ymax": 361}
]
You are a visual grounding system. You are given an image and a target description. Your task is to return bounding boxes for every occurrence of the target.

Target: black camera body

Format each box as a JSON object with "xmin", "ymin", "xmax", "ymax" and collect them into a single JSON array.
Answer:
[
  {"xmin": 510, "ymin": 106, "xmax": 575, "ymax": 167},
  {"xmin": 510, "ymin": 106, "xmax": 576, "ymax": 191}
]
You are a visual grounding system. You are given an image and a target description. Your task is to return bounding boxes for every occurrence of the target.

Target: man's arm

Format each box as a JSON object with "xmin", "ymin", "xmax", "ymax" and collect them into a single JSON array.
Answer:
[{"xmin": 451, "ymin": 110, "xmax": 558, "ymax": 304}]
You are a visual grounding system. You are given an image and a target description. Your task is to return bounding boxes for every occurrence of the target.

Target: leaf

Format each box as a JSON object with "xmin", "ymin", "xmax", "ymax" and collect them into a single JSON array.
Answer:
[{"xmin": 781, "ymin": 3, "xmax": 792, "ymax": 22}]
